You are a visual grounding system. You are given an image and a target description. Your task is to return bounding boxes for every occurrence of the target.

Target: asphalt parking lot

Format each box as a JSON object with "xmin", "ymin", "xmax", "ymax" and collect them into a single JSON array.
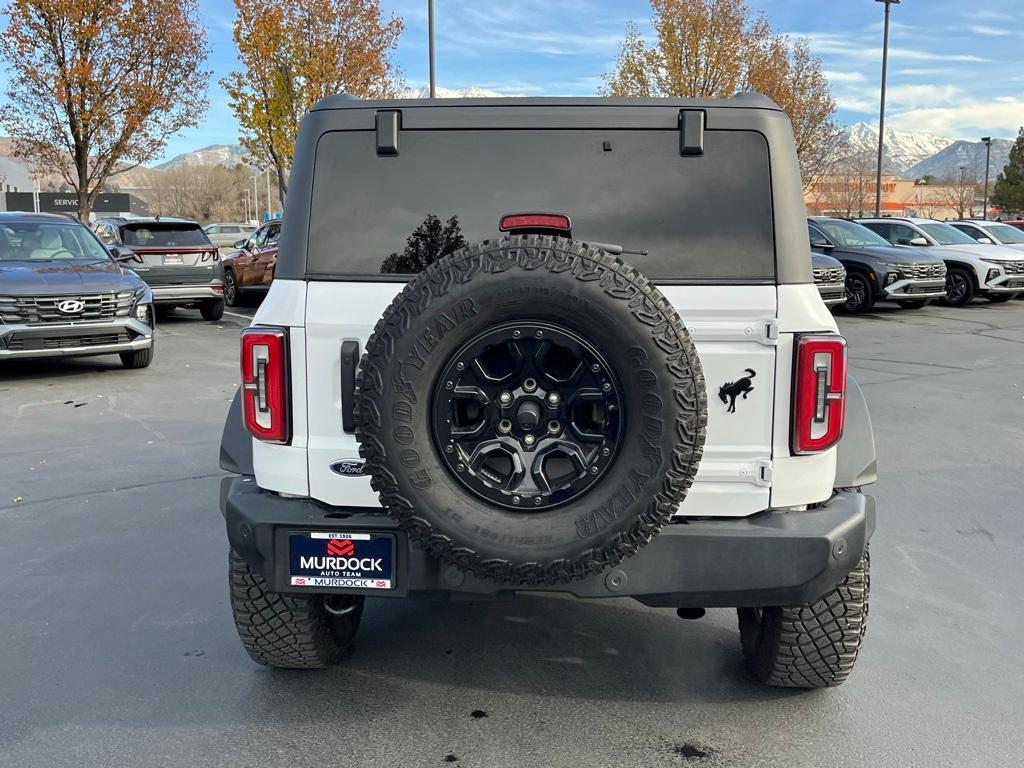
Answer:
[{"xmin": 2, "ymin": 300, "xmax": 1023, "ymax": 768}]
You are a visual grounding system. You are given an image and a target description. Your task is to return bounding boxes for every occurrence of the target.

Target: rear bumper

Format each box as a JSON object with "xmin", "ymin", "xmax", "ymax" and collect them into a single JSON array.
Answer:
[
  {"xmin": 0, "ymin": 317, "xmax": 152, "ymax": 360},
  {"xmin": 151, "ymin": 283, "xmax": 223, "ymax": 303},
  {"xmin": 220, "ymin": 476, "xmax": 875, "ymax": 608}
]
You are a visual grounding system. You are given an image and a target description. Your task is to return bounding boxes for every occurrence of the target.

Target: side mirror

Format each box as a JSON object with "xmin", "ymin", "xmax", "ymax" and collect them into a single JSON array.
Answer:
[
  {"xmin": 110, "ymin": 245, "xmax": 137, "ymax": 263},
  {"xmin": 810, "ymin": 238, "xmax": 833, "ymax": 250},
  {"xmin": 976, "ymin": 237, "xmax": 993, "ymax": 244},
  {"xmin": 908, "ymin": 237, "xmax": 929, "ymax": 246},
  {"xmin": 233, "ymin": 239, "xmax": 248, "ymax": 250}
]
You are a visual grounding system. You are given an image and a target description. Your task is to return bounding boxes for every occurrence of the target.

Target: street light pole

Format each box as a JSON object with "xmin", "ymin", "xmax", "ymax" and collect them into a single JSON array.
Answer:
[
  {"xmin": 981, "ymin": 136, "xmax": 992, "ymax": 220},
  {"xmin": 428, "ymin": 0, "xmax": 436, "ymax": 98},
  {"xmin": 874, "ymin": 0, "xmax": 899, "ymax": 217}
]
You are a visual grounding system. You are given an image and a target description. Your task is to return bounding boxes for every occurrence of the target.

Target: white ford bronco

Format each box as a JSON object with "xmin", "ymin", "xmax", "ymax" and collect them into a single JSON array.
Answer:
[{"xmin": 219, "ymin": 93, "xmax": 877, "ymax": 688}]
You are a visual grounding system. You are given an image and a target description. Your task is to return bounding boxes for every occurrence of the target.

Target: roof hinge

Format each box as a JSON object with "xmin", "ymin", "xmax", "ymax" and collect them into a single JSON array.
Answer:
[
  {"xmin": 375, "ymin": 110, "xmax": 401, "ymax": 156},
  {"xmin": 761, "ymin": 319, "xmax": 779, "ymax": 346},
  {"xmin": 679, "ymin": 110, "xmax": 705, "ymax": 156}
]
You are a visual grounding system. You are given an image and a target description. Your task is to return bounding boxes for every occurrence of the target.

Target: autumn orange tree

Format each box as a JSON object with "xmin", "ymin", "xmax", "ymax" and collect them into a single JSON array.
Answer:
[
  {"xmin": 0, "ymin": 0, "xmax": 210, "ymax": 220},
  {"xmin": 223, "ymin": 0, "xmax": 403, "ymax": 207},
  {"xmin": 604, "ymin": 0, "xmax": 839, "ymax": 191}
]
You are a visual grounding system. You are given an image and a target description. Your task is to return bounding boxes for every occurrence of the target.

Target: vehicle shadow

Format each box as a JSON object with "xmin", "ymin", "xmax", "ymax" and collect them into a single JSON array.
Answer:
[{"xmin": 0, "ymin": 355, "xmax": 126, "ymax": 382}]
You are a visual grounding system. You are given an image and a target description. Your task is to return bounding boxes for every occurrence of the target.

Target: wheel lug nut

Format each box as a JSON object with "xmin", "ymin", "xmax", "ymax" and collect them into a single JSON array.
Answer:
[
  {"xmin": 535, "ymin": 330, "xmax": 543, "ymax": 338},
  {"xmin": 591, "ymin": 363, "xmax": 600, "ymax": 373},
  {"xmin": 601, "ymin": 447, "xmax": 610, "ymax": 456},
  {"xmin": 602, "ymin": 382, "xmax": 611, "ymax": 392},
  {"xmin": 499, "ymin": 391, "xmax": 512, "ymax": 404},
  {"xmin": 446, "ymin": 444, "xmax": 454, "ymax": 453},
  {"xmin": 457, "ymin": 463, "xmax": 466, "ymax": 471},
  {"xmin": 512, "ymin": 495, "xmax": 520, "ymax": 504},
  {"xmin": 512, "ymin": 330, "xmax": 521, "ymax": 338},
  {"xmin": 546, "ymin": 392, "xmax": 560, "ymax": 406},
  {"xmin": 456, "ymin": 361, "xmax": 465, "ymax": 371},
  {"xmin": 523, "ymin": 434, "xmax": 536, "ymax": 447},
  {"xmin": 547, "ymin": 420, "xmax": 560, "ymax": 434},
  {"xmin": 498, "ymin": 419, "xmax": 512, "ymax": 434},
  {"xmin": 533, "ymin": 496, "xmax": 542, "ymax": 505},
  {"xmin": 590, "ymin": 466, "xmax": 599, "ymax": 474},
  {"xmin": 523, "ymin": 378, "xmax": 537, "ymax": 393}
]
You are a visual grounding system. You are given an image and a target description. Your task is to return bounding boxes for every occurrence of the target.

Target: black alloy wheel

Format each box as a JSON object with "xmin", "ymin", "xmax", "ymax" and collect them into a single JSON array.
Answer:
[
  {"xmin": 944, "ymin": 269, "xmax": 974, "ymax": 306},
  {"xmin": 432, "ymin": 321, "xmax": 622, "ymax": 511},
  {"xmin": 224, "ymin": 269, "xmax": 239, "ymax": 306},
  {"xmin": 843, "ymin": 273, "xmax": 874, "ymax": 313}
]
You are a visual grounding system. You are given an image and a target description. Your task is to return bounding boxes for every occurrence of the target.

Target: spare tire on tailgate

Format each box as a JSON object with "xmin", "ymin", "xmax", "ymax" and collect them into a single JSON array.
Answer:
[{"xmin": 355, "ymin": 235, "xmax": 707, "ymax": 585}]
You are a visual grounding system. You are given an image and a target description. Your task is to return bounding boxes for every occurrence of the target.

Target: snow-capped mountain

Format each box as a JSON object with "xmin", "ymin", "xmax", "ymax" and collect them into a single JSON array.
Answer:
[
  {"xmin": 155, "ymin": 144, "xmax": 250, "ymax": 170},
  {"xmin": 841, "ymin": 122, "xmax": 955, "ymax": 174},
  {"xmin": 399, "ymin": 85, "xmax": 528, "ymax": 99},
  {"xmin": 905, "ymin": 138, "xmax": 1013, "ymax": 181}
]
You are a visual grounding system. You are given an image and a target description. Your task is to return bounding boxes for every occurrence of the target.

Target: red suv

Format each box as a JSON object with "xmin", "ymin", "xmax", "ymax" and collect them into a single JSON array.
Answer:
[{"xmin": 221, "ymin": 219, "xmax": 281, "ymax": 307}]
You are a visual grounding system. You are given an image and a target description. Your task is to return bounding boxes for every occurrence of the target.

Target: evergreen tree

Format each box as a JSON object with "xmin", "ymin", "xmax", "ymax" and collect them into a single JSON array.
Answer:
[
  {"xmin": 380, "ymin": 215, "xmax": 466, "ymax": 274},
  {"xmin": 992, "ymin": 127, "xmax": 1024, "ymax": 215}
]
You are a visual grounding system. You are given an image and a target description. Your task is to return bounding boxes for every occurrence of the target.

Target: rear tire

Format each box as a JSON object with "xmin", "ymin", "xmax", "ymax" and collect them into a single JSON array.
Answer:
[
  {"xmin": 843, "ymin": 272, "xmax": 874, "ymax": 313},
  {"xmin": 896, "ymin": 299, "xmax": 930, "ymax": 310},
  {"xmin": 737, "ymin": 551, "xmax": 870, "ymax": 688},
  {"xmin": 119, "ymin": 345, "xmax": 153, "ymax": 369},
  {"xmin": 201, "ymin": 299, "xmax": 225, "ymax": 321},
  {"xmin": 943, "ymin": 268, "xmax": 975, "ymax": 306},
  {"xmin": 228, "ymin": 550, "xmax": 364, "ymax": 669}
]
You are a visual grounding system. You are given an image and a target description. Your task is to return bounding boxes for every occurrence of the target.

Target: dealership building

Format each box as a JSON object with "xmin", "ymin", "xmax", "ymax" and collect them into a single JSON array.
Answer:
[{"xmin": 2, "ymin": 191, "xmax": 150, "ymax": 220}]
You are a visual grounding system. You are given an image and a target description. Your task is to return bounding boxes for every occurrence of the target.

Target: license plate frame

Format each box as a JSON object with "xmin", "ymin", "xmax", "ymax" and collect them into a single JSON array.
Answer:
[
  {"xmin": 162, "ymin": 254, "xmax": 183, "ymax": 265},
  {"xmin": 284, "ymin": 531, "xmax": 396, "ymax": 591}
]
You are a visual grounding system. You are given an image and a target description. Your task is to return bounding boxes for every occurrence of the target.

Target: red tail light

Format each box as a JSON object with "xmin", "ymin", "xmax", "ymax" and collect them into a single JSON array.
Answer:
[
  {"xmin": 792, "ymin": 334, "xmax": 847, "ymax": 455},
  {"xmin": 241, "ymin": 327, "xmax": 290, "ymax": 443},
  {"xmin": 499, "ymin": 213, "xmax": 571, "ymax": 233}
]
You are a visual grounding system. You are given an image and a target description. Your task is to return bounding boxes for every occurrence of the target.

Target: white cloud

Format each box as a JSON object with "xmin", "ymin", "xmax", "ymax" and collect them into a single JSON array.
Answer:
[
  {"xmin": 966, "ymin": 24, "xmax": 1012, "ymax": 37},
  {"xmin": 888, "ymin": 96, "xmax": 1024, "ymax": 138},
  {"xmin": 823, "ymin": 70, "xmax": 866, "ymax": 84}
]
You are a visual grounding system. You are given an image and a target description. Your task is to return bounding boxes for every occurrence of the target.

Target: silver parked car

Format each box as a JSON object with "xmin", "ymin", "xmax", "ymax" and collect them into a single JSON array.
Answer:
[{"xmin": 203, "ymin": 223, "xmax": 257, "ymax": 250}]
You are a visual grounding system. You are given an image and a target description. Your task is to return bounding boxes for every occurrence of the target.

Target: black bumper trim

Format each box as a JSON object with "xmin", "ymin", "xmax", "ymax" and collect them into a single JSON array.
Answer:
[{"xmin": 220, "ymin": 476, "xmax": 875, "ymax": 607}]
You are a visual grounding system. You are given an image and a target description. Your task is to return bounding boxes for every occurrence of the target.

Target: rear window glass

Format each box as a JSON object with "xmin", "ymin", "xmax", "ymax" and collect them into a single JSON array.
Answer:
[
  {"xmin": 121, "ymin": 224, "xmax": 209, "ymax": 248},
  {"xmin": 307, "ymin": 129, "xmax": 775, "ymax": 280}
]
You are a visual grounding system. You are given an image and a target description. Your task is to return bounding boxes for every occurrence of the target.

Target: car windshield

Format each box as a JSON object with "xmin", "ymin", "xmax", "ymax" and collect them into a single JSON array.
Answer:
[
  {"xmin": 919, "ymin": 223, "xmax": 978, "ymax": 246},
  {"xmin": 984, "ymin": 223, "xmax": 1024, "ymax": 244},
  {"xmin": 0, "ymin": 221, "xmax": 111, "ymax": 262},
  {"xmin": 121, "ymin": 223, "xmax": 210, "ymax": 248},
  {"xmin": 812, "ymin": 219, "xmax": 892, "ymax": 248}
]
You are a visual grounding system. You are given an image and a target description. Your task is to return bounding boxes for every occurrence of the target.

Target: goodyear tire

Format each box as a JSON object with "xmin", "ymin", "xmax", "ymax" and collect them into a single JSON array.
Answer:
[{"xmin": 355, "ymin": 235, "xmax": 707, "ymax": 585}]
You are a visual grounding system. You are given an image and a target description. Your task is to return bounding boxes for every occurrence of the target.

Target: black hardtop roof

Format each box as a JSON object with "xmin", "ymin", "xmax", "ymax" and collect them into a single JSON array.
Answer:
[
  {"xmin": 99, "ymin": 216, "xmax": 200, "ymax": 227},
  {"xmin": 311, "ymin": 91, "xmax": 781, "ymax": 113}
]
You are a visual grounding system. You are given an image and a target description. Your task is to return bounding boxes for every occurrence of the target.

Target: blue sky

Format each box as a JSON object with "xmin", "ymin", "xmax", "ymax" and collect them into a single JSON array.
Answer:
[{"xmin": 154, "ymin": 0, "xmax": 1024, "ymax": 160}]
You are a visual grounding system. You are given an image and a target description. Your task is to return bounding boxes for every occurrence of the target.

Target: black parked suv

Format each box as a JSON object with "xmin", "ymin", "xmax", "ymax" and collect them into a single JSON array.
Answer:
[
  {"xmin": 218, "ymin": 94, "xmax": 877, "ymax": 688},
  {"xmin": 93, "ymin": 217, "xmax": 225, "ymax": 320},
  {"xmin": 0, "ymin": 213, "xmax": 154, "ymax": 368},
  {"xmin": 808, "ymin": 217, "xmax": 946, "ymax": 312}
]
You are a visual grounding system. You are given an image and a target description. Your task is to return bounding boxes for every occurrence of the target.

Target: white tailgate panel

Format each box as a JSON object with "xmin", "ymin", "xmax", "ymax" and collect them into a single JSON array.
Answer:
[
  {"xmin": 303, "ymin": 282, "xmax": 778, "ymax": 517},
  {"xmin": 306, "ymin": 281, "xmax": 404, "ymax": 506},
  {"xmin": 661, "ymin": 286, "xmax": 777, "ymax": 518}
]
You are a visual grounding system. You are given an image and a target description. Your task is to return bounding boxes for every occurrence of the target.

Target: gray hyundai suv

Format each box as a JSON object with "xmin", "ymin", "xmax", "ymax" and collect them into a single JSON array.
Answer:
[
  {"xmin": 809, "ymin": 217, "xmax": 946, "ymax": 312},
  {"xmin": 0, "ymin": 213, "xmax": 154, "ymax": 368}
]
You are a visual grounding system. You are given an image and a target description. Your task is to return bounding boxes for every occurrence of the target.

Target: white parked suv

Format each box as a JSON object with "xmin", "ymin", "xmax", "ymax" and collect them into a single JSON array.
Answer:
[
  {"xmin": 857, "ymin": 217, "xmax": 1024, "ymax": 305},
  {"xmin": 217, "ymin": 93, "xmax": 878, "ymax": 688},
  {"xmin": 949, "ymin": 220, "xmax": 1024, "ymax": 253}
]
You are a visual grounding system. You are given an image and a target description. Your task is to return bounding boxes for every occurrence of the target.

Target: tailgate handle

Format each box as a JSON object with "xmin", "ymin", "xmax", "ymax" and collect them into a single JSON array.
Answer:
[
  {"xmin": 679, "ymin": 110, "xmax": 705, "ymax": 156},
  {"xmin": 341, "ymin": 340, "xmax": 360, "ymax": 433}
]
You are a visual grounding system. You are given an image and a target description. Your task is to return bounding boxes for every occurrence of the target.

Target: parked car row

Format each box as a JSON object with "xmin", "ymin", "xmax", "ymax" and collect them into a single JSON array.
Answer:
[{"xmin": 809, "ymin": 216, "xmax": 1023, "ymax": 312}]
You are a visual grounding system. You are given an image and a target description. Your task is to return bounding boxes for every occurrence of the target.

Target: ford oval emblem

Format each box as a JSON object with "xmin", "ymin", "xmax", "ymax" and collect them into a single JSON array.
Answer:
[{"xmin": 331, "ymin": 459, "xmax": 366, "ymax": 477}]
